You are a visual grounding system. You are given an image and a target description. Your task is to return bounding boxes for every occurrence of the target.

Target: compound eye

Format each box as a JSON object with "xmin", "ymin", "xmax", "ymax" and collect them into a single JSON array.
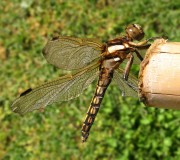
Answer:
[{"xmin": 126, "ymin": 24, "xmax": 144, "ymax": 41}]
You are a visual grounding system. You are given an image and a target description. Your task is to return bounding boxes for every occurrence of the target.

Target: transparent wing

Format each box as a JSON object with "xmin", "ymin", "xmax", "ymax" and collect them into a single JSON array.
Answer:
[
  {"xmin": 113, "ymin": 68, "xmax": 138, "ymax": 97},
  {"xmin": 43, "ymin": 36, "xmax": 105, "ymax": 70},
  {"xmin": 11, "ymin": 63, "xmax": 99, "ymax": 115}
]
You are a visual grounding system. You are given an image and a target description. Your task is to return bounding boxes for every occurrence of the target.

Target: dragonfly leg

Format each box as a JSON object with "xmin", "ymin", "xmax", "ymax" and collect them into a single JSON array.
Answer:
[
  {"xmin": 134, "ymin": 49, "xmax": 143, "ymax": 61},
  {"xmin": 128, "ymin": 39, "xmax": 149, "ymax": 47},
  {"xmin": 123, "ymin": 54, "xmax": 134, "ymax": 81},
  {"xmin": 146, "ymin": 36, "xmax": 168, "ymax": 42},
  {"xmin": 128, "ymin": 36, "xmax": 166, "ymax": 47},
  {"xmin": 123, "ymin": 54, "xmax": 138, "ymax": 92},
  {"xmin": 135, "ymin": 43, "xmax": 151, "ymax": 50}
]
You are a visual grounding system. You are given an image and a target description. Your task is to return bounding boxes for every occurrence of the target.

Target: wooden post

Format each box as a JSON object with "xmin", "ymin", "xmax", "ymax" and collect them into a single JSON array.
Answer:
[{"xmin": 138, "ymin": 39, "xmax": 180, "ymax": 109}]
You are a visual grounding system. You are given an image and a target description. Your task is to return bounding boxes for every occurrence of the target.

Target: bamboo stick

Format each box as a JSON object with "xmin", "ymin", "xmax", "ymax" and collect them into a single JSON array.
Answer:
[{"xmin": 138, "ymin": 39, "xmax": 180, "ymax": 109}]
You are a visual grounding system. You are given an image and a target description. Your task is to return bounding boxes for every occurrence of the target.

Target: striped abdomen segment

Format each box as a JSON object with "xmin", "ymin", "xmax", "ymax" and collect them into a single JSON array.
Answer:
[{"xmin": 81, "ymin": 68, "xmax": 113, "ymax": 142}]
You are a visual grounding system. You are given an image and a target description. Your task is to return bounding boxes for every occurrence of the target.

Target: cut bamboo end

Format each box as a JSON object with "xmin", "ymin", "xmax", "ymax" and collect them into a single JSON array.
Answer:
[{"xmin": 139, "ymin": 39, "xmax": 180, "ymax": 109}]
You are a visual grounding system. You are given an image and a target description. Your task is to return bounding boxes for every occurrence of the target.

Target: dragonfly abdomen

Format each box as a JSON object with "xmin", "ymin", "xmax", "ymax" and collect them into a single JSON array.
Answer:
[{"xmin": 81, "ymin": 67, "xmax": 113, "ymax": 142}]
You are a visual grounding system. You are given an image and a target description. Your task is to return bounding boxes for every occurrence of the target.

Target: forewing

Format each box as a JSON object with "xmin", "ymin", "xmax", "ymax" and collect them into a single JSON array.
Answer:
[
  {"xmin": 43, "ymin": 36, "xmax": 104, "ymax": 70},
  {"xmin": 11, "ymin": 63, "xmax": 99, "ymax": 115},
  {"xmin": 113, "ymin": 68, "xmax": 138, "ymax": 97}
]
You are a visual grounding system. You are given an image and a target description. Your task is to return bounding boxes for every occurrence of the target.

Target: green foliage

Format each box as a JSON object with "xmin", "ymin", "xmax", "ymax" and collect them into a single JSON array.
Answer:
[{"xmin": 0, "ymin": 0, "xmax": 180, "ymax": 159}]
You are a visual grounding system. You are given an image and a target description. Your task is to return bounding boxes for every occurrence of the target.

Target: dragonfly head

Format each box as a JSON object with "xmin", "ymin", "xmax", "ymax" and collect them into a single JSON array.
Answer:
[{"xmin": 125, "ymin": 24, "xmax": 144, "ymax": 41}]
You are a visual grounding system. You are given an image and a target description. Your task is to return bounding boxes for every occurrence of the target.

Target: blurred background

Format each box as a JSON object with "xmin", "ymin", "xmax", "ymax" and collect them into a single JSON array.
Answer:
[{"xmin": 0, "ymin": 0, "xmax": 180, "ymax": 159}]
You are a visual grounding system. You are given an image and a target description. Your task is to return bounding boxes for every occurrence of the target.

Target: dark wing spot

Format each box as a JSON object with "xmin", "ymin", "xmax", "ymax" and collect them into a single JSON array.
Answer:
[{"xmin": 20, "ymin": 88, "xmax": 32, "ymax": 97}]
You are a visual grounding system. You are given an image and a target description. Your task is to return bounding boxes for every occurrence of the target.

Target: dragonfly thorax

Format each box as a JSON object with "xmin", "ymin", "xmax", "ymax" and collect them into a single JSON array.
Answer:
[
  {"xmin": 108, "ymin": 44, "xmax": 125, "ymax": 53},
  {"xmin": 106, "ymin": 42, "xmax": 131, "ymax": 61},
  {"xmin": 102, "ymin": 58, "xmax": 121, "ymax": 70}
]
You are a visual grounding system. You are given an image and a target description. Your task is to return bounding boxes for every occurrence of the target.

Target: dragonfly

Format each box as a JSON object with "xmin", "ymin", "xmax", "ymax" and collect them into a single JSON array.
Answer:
[{"xmin": 11, "ymin": 24, "xmax": 161, "ymax": 142}]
